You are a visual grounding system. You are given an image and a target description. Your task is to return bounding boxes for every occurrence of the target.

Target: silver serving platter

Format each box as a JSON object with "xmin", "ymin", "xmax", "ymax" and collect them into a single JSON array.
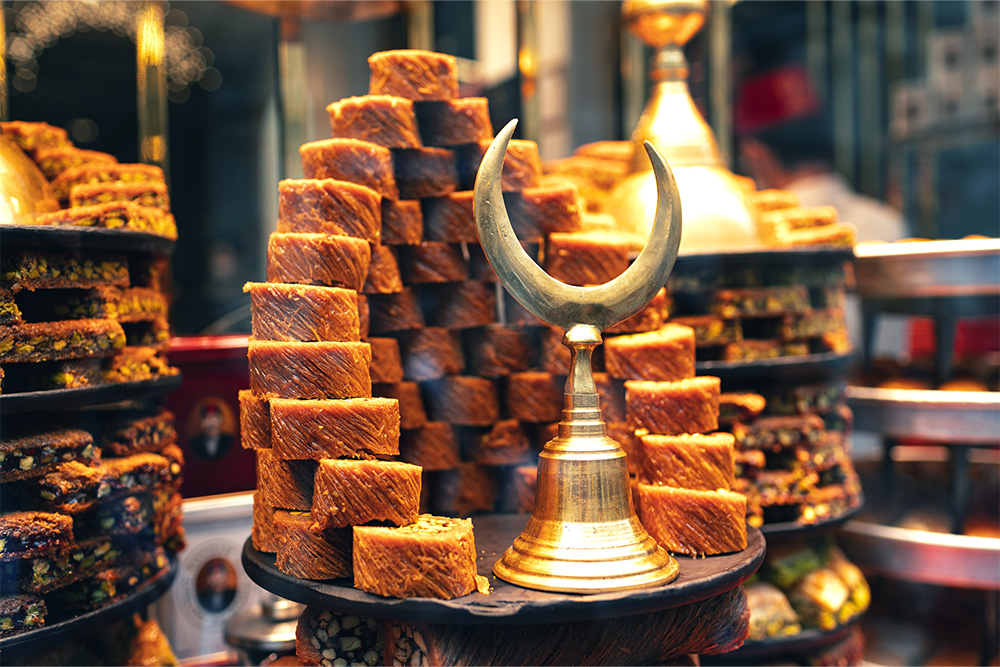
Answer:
[
  {"xmin": 847, "ymin": 385, "xmax": 1000, "ymax": 445},
  {"xmin": 853, "ymin": 238, "xmax": 1000, "ymax": 299},
  {"xmin": 839, "ymin": 520, "xmax": 1000, "ymax": 590}
]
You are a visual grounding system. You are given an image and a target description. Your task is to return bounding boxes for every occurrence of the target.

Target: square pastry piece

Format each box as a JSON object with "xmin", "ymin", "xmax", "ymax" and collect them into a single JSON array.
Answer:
[{"xmin": 353, "ymin": 514, "xmax": 487, "ymax": 600}]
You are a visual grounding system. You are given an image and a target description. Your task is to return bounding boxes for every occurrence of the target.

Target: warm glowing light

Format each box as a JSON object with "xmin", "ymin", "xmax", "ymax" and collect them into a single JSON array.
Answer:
[
  {"xmin": 7, "ymin": 1, "xmax": 217, "ymax": 103},
  {"xmin": 142, "ymin": 135, "xmax": 166, "ymax": 163},
  {"xmin": 137, "ymin": 4, "xmax": 165, "ymax": 69},
  {"xmin": 518, "ymin": 47, "xmax": 536, "ymax": 79}
]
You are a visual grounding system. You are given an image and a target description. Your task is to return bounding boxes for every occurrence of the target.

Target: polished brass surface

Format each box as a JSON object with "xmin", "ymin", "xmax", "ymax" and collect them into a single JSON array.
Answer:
[
  {"xmin": 225, "ymin": 0, "xmax": 402, "ymax": 21},
  {"xmin": 612, "ymin": 0, "xmax": 761, "ymax": 252},
  {"xmin": 137, "ymin": 2, "xmax": 169, "ymax": 177},
  {"xmin": 0, "ymin": 137, "xmax": 56, "ymax": 224},
  {"xmin": 623, "ymin": 0, "xmax": 707, "ymax": 49},
  {"xmin": 474, "ymin": 119, "xmax": 681, "ymax": 593}
]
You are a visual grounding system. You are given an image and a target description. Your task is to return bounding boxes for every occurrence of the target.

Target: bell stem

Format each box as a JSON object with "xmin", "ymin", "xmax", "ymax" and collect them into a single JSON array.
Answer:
[{"xmin": 557, "ymin": 324, "xmax": 609, "ymax": 443}]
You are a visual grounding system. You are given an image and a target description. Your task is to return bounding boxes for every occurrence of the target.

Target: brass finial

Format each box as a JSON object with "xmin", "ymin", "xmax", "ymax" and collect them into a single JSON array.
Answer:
[{"xmin": 610, "ymin": 0, "xmax": 761, "ymax": 252}]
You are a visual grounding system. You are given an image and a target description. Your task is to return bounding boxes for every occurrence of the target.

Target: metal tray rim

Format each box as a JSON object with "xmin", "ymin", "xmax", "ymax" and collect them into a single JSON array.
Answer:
[
  {"xmin": 847, "ymin": 385, "xmax": 1000, "ymax": 409},
  {"xmin": 0, "ymin": 373, "xmax": 183, "ymax": 414},
  {"xmin": 242, "ymin": 515, "xmax": 766, "ymax": 625},
  {"xmin": 0, "ymin": 223, "xmax": 175, "ymax": 254},
  {"xmin": 854, "ymin": 238, "xmax": 1000, "ymax": 260}
]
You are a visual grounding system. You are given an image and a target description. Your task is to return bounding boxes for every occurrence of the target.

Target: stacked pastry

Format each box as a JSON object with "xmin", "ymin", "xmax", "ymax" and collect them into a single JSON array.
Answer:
[
  {"xmin": 719, "ymin": 385, "xmax": 862, "ymax": 527},
  {"xmin": 243, "ymin": 50, "xmax": 490, "ymax": 602},
  {"xmin": 0, "ymin": 122, "xmax": 179, "ymax": 394},
  {"xmin": 608, "ymin": 328, "xmax": 747, "ymax": 557},
  {"xmin": 312, "ymin": 50, "xmax": 582, "ymax": 517},
  {"xmin": 747, "ymin": 536, "xmax": 869, "ymax": 641},
  {"xmin": 0, "ymin": 407, "xmax": 184, "ymax": 637},
  {"xmin": 748, "ymin": 191, "xmax": 857, "ymax": 248},
  {"xmin": 542, "ymin": 145, "xmax": 857, "ymax": 251},
  {"xmin": 666, "ymin": 257, "xmax": 853, "ymax": 363},
  {"xmin": 541, "ymin": 140, "xmax": 632, "ymax": 214},
  {"xmin": 1, "ymin": 121, "xmax": 178, "ymax": 239}
]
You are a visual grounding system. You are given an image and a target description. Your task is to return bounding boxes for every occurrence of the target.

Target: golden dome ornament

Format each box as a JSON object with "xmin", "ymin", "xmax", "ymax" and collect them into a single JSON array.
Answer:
[
  {"xmin": 0, "ymin": 137, "xmax": 57, "ymax": 224},
  {"xmin": 474, "ymin": 119, "xmax": 681, "ymax": 593},
  {"xmin": 609, "ymin": 0, "xmax": 761, "ymax": 252}
]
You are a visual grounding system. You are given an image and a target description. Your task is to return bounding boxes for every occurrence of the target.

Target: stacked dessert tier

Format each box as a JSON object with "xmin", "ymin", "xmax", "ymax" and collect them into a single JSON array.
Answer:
[
  {"xmin": 0, "ymin": 121, "xmax": 179, "ymax": 395},
  {"xmin": 1, "ymin": 120, "xmax": 177, "ymax": 239},
  {"xmin": 243, "ymin": 50, "xmax": 496, "ymax": 603},
  {"xmin": 666, "ymin": 250, "xmax": 852, "ymax": 364},
  {"xmin": 1, "ymin": 122, "xmax": 184, "ymax": 643},
  {"xmin": 654, "ymin": 246, "xmax": 862, "ymax": 529},
  {"xmin": 0, "ymin": 408, "xmax": 185, "ymax": 638},
  {"xmin": 719, "ymin": 383, "xmax": 862, "ymax": 528}
]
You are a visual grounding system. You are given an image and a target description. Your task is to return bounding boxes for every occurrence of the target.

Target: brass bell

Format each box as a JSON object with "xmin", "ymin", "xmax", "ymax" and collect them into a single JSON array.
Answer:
[{"xmin": 473, "ymin": 119, "xmax": 682, "ymax": 593}]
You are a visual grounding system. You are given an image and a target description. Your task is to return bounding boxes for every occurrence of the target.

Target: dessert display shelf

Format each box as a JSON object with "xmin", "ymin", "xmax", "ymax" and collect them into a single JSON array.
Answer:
[
  {"xmin": 761, "ymin": 499, "xmax": 864, "ymax": 538},
  {"xmin": 1, "ymin": 220, "xmax": 180, "ymax": 407},
  {"xmin": 854, "ymin": 239, "xmax": 1000, "ymax": 379},
  {"xmin": 696, "ymin": 350, "xmax": 856, "ymax": 384},
  {"xmin": 710, "ymin": 617, "xmax": 861, "ymax": 661},
  {"xmin": 840, "ymin": 448, "xmax": 1000, "ymax": 590},
  {"xmin": 0, "ymin": 554, "xmax": 177, "ymax": 662},
  {"xmin": 839, "ymin": 520, "xmax": 1000, "ymax": 590},
  {"xmin": 0, "ymin": 224, "xmax": 176, "ymax": 256},
  {"xmin": 847, "ymin": 385, "xmax": 1000, "ymax": 445},
  {"xmin": 243, "ymin": 514, "xmax": 765, "ymax": 625},
  {"xmin": 853, "ymin": 238, "xmax": 1000, "ymax": 300},
  {"xmin": 661, "ymin": 244, "xmax": 862, "ymax": 535},
  {"xmin": 849, "ymin": 237, "xmax": 1000, "ymax": 587},
  {"xmin": 0, "ymin": 373, "xmax": 182, "ymax": 414}
]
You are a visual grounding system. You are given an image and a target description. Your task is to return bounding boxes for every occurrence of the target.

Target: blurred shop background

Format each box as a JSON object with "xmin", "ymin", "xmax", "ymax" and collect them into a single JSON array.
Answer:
[
  {"xmin": 6, "ymin": 0, "xmax": 998, "ymax": 337},
  {"xmin": 3, "ymin": 1, "xmax": 998, "ymax": 663}
]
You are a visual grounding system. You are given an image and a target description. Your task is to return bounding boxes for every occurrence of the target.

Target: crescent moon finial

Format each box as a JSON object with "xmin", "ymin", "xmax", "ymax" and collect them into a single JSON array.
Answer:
[{"xmin": 473, "ymin": 119, "xmax": 682, "ymax": 333}]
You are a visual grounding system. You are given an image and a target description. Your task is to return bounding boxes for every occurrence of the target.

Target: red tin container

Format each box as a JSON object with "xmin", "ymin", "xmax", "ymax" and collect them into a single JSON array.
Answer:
[{"xmin": 166, "ymin": 335, "xmax": 256, "ymax": 498}]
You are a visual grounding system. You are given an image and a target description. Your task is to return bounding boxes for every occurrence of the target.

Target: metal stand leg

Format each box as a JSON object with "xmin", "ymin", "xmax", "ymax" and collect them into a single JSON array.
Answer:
[
  {"xmin": 948, "ymin": 445, "xmax": 970, "ymax": 535},
  {"xmin": 982, "ymin": 589, "xmax": 999, "ymax": 667},
  {"xmin": 880, "ymin": 436, "xmax": 897, "ymax": 507},
  {"xmin": 862, "ymin": 303, "xmax": 879, "ymax": 368},
  {"xmin": 933, "ymin": 303, "xmax": 956, "ymax": 386}
]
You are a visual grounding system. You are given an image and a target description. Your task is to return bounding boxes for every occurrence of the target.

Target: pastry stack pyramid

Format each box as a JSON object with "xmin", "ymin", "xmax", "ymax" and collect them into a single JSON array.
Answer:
[
  {"xmin": 244, "ymin": 50, "xmax": 502, "ymax": 600},
  {"xmin": 245, "ymin": 48, "xmax": 754, "ymax": 596},
  {"xmin": 315, "ymin": 50, "xmax": 582, "ymax": 518}
]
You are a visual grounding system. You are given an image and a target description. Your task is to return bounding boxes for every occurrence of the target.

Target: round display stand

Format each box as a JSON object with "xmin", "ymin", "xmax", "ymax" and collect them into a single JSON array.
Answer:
[
  {"xmin": 761, "ymin": 498, "xmax": 864, "ymax": 537},
  {"xmin": 0, "ymin": 224, "xmax": 176, "ymax": 255},
  {"xmin": 696, "ymin": 351, "xmax": 856, "ymax": 385},
  {"xmin": 243, "ymin": 514, "xmax": 765, "ymax": 625},
  {"xmin": 1, "ymin": 221, "xmax": 182, "ymax": 663},
  {"xmin": 847, "ymin": 385, "xmax": 1000, "ymax": 445},
  {"xmin": 1, "ymin": 222, "xmax": 179, "ymax": 411},
  {"xmin": 703, "ymin": 618, "xmax": 861, "ymax": 663},
  {"xmin": 0, "ymin": 373, "xmax": 182, "ymax": 414},
  {"xmin": 0, "ymin": 556, "xmax": 177, "ymax": 661}
]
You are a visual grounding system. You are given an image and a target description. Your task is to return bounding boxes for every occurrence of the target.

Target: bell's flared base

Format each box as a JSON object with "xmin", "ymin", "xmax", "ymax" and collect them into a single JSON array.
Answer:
[{"xmin": 493, "ymin": 515, "xmax": 679, "ymax": 594}]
